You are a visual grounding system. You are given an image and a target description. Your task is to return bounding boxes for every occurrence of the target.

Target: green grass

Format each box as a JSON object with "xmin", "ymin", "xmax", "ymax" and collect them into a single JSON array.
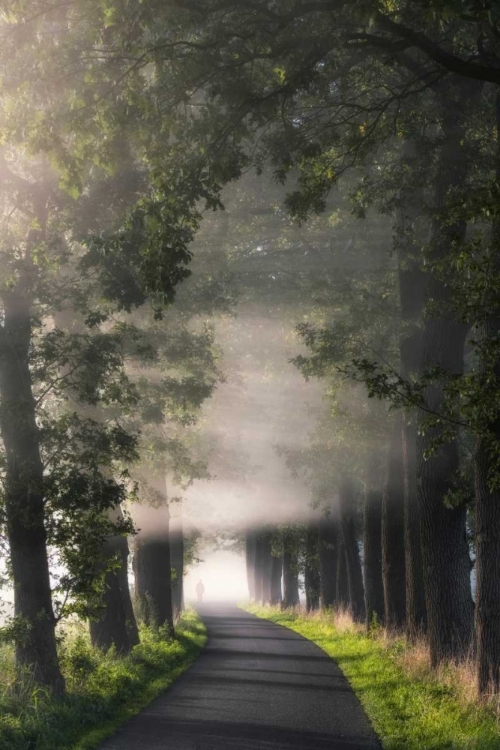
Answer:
[
  {"xmin": 244, "ymin": 605, "xmax": 500, "ymax": 750},
  {"xmin": 0, "ymin": 609, "xmax": 206, "ymax": 750}
]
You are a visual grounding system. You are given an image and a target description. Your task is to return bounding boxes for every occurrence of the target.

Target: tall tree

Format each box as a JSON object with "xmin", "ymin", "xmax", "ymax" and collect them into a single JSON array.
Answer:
[
  {"xmin": 339, "ymin": 477, "xmax": 365, "ymax": 623},
  {"xmin": 318, "ymin": 512, "xmax": 339, "ymax": 609},
  {"xmin": 382, "ymin": 415, "xmax": 406, "ymax": 630}
]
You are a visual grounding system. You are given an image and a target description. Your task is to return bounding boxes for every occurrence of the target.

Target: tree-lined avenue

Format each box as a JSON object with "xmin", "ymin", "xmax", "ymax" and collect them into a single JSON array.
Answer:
[{"xmin": 99, "ymin": 605, "xmax": 380, "ymax": 750}]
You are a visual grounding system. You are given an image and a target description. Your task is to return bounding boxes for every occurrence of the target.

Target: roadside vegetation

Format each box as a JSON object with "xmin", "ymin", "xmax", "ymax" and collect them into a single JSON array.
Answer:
[
  {"xmin": 0, "ymin": 610, "xmax": 205, "ymax": 750},
  {"xmin": 246, "ymin": 605, "xmax": 500, "ymax": 750}
]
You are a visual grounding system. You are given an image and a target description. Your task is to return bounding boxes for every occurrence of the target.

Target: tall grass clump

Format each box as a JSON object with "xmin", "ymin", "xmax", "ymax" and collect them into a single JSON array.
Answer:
[
  {"xmin": 245, "ymin": 604, "xmax": 500, "ymax": 750},
  {"xmin": 0, "ymin": 609, "xmax": 206, "ymax": 750}
]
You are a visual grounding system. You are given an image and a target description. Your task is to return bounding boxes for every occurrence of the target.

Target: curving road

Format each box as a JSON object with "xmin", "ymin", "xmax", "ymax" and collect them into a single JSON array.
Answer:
[{"xmin": 99, "ymin": 604, "xmax": 381, "ymax": 750}]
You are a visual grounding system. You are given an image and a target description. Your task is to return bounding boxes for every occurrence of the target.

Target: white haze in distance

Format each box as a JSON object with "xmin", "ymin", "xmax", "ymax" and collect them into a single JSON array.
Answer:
[
  {"xmin": 184, "ymin": 549, "xmax": 248, "ymax": 603},
  {"xmin": 181, "ymin": 310, "xmax": 324, "ymax": 535}
]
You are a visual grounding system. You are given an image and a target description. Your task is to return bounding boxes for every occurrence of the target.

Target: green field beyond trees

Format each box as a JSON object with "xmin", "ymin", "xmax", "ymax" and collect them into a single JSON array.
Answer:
[{"xmin": 245, "ymin": 606, "xmax": 500, "ymax": 750}]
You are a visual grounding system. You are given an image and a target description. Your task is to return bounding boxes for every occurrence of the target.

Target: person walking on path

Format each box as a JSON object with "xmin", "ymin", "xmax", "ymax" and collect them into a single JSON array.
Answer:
[{"xmin": 196, "ymin": 579, "xmax": 205, "ymax": 604}]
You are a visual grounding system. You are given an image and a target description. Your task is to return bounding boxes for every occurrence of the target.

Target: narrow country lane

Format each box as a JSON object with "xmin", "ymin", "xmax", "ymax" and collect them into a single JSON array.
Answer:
[{"xmin": 99, "ymin": 605, "xmax": 381, "ymax": 750}]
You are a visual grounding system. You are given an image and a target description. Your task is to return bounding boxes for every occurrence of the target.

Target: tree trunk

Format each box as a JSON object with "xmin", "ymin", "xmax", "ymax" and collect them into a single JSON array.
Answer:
[
  {"xmin": 418, "ymin": 83, "xmax": 479, "ymax": 665},
  {"xmin": 90, "ymin": 507, "xmax": 139, "ymax": 654},
  {"xmin": 397, "ymin": 138, "xmax": 427, "ymax": 638},
  {"xmin": 402, "ymin": 415, "xmax": 427, "ymax": 637},
  {"xmin": 0, "ymin": 288, "xmax": 65, "ymax": 694},
  {"xmin": 336, "ymin": 541, "xmax": 350, "ymax": 608},
  {"xmin": 363, "ymin": 486, "xmax": 385, "ymax": 629},
  {"xmin": 253, "ymin": 531, "xmax": 264, "ymax": 604},
  {"xmin": 260, "ymin": 529, "xmax": 273, "ymax": 605},
  {"xmin": 304, "ymin": 525, "xmax": 320, "ymax": 612},
  {"xmin": 282, "ymin": 529, "xmax": 300, "ymax": 608},
  {"xmin": 382, "ymin": 415, "xmax": 406, "ymax": 630},
  {"xmin": 318, "ymin": 512, "xmax": 339, "ymax": 609},
  {"xmin": 170, "ymin": 512, "xmax": 184, "ymax": 622},
  {"xmin": 133, "ymin": 499, "xmax": 174, "ymax": 633},
  {"xmin": 245, "ymin": 529, "xmax": 257, "ymax": 600},
  {"xmin": 339, "ymin": 478, "xmax": 365, "ymax": 622},
  {"xmin": 476, "ymin": 427, "xmax": 500, "ymax": 693},
  {"xmin": 270, "ymin": 554, "xmax": 282, "ymax": 605},
  {"xmin": 475, "ymin": 89, "xmax": 500, "ymax": 695}
]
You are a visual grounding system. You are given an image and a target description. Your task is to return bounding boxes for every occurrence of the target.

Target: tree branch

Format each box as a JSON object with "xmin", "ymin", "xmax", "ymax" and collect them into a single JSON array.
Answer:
[{"xmin": 374, "ymin": 12, "xmax": 500, "ymax": 85}]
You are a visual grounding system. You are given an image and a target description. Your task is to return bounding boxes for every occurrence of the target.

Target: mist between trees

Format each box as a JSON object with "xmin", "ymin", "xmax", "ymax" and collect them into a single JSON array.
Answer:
[{"xmin": 0, "ymin": 0, "xmax": 500, "ymax": 712}]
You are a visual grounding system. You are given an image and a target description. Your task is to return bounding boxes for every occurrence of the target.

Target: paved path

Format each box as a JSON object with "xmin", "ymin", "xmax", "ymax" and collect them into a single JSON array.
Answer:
[{"xmin": 99, "ymin": 604, "xmax": 381, "ymax": 749}]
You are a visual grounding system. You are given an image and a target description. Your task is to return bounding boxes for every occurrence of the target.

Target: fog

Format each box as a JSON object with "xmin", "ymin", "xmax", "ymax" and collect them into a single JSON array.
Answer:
[{"xmin": 185, "ymin": 550, "xmax": 248, "ymax": 603}]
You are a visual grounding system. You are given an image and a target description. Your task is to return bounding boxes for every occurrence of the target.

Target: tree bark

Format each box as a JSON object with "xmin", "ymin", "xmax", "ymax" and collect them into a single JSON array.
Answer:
[
  {"xmin": 90, "ymin": 507, "xmax": 139, "ymax": 654},
  {"xmin": 133, "ymin": 498, "xmax": 174, "ymax": 633},
  {"xmin": 0, "ymin": 288, "xmax": 65, "ymax": 694},
  {"xmin": 304, "ymin": 525, "xmax": 320, "ymax": 612},
  {"xmin": 336, "ymin": 541, "xmax": 350, "ymax": 608},
  {"xmin": 382, "ymin": 415, "xmax": 406, "ymax": 630},
  {"xmin": 475, "ymin": 89, "xmax": 500, "ymax": 695},
  {"xmin": 418, "ymin": 82, "xmax": 479, "ymax": 665},
  {"xmin": 270, "ymin": 554, "xmax": 282, "ymax": 605},
  {"xmin": 170, "ymin": 512, "xmax": 184, "ymax": 622},
  {"xmin": 476, "ymin": 424, "xmax": 500, "ymax": 693},
  {"xmin": 397, "ymin": 138, "xmax": 427, "ymax": 638},
  {"xmin": 339, "ymin": 478, "xmax": 365, "ymax": 622},
  {"xmin": 253, "ymin": 531, "xmax": 264, "ymax": 604},
  {"xmin": 260, "ymin": 529, "xmax": 273, "ymax": 605},
  {"xmin": 318, "ymin": 512, "xmax": 339, "ymax": 609},
  {"xmin": 282, "ymin": 528, "xmax": 300, "ymax": 608},
  {"xmin": 363, "ymin": 485, "xmax": 385, "ymax": 629},
  {"xmin": 245, "ymin": 529, "xmax": 257, "ymax": 600}
]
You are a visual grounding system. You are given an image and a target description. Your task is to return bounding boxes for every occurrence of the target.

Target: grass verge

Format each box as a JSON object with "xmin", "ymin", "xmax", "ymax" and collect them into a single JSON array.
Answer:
[
  {"xmin": 0, "ymin": 609, "xmax": 206, "ymax": 750},
  {"xmin": 244, "ymin": 604, "xmax": 500, "ymax": 750}
]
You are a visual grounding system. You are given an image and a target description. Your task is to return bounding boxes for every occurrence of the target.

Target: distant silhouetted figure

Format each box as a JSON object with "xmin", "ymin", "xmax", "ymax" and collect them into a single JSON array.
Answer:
[{"xmin": 196, "ymin": 579, "xmax": 205, "ymax": 604}]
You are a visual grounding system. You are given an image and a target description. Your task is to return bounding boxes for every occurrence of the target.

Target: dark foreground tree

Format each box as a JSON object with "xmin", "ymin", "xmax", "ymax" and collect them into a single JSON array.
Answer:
[
  {"xmin": 133, "ymin": 494, "xmax": 174, "ymax": 633},
  {"xmin": 89, "ymin": 507, "xmax": 139, "ymax": 653}
]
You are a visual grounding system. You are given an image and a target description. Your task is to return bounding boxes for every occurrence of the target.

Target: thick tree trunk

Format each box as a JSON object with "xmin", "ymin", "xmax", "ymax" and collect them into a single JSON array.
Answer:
[
  {"xmin": 270, "ymin": 554, "xmax": 282, "ymax": 606},
  {"xmin": 304, "ymin": 525, "xmax": 320, "ymax": 612},
  {"xmin": 90, "ymin": 507, "xmax": 139, "ymax": 654},
  {"xmin": 245, "ymin": 529, "xmax": 257, "ymax": 600},
  {"xmin": 363, "ymin": 485, "xmax": 385, "ymax": 629},
  {"xmin": 397, "ymin": 138, "xmax": 427, "ymax": 638},
  {"xmin": 282, "ymin": 529, "xmax": 300, "ymax": 609},
  {"xmin": 475, "ymin": 90, "xmax": 500, "ymax": 695},
  {"xmin": 382, "ymin": 415, "xmax": 406, "ymax": 630},
  {"xmin": 476, "ymin": 428, "xmax": 500, "ymax": 694},
  {"xmin": 0, "ymin": 289, "xmax": 65, "ymax": 694},
  {"xmin": 318, "ymin": 512, "xmax": 339, "ymax": 609},
  {"xmin": 418, "ymin": 83, "xmax": 479, "ymax": 665},
  {"xmin": 336, "ymin": 541, "xmax": 350, "ymax": 608},
  {"xmin": 339, "ymin": 478, "xmax": 365, "ymax": 622},
  {"xmin": 170, "ymin": 513, "xmax": 184, "ymax": 622},
  {"xmin": 133, "ymin": 499, "xmax": 173, "ymax": 633}
]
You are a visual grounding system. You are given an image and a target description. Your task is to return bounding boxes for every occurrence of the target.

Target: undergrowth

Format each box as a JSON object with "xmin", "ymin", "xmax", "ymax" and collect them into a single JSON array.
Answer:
[
  {"xmin": 245, "ymin": 604, "xmax": 500, "ymax": 750},
  {"xmin": 0, "ymin": 609, "xmax": 206, "ymax": 750}
]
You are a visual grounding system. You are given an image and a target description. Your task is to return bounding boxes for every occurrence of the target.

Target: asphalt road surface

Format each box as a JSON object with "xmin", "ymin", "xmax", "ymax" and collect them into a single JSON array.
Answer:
[{"xmin": 99, "ymin": 604, "xmax": 381, "ymax": 750}]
